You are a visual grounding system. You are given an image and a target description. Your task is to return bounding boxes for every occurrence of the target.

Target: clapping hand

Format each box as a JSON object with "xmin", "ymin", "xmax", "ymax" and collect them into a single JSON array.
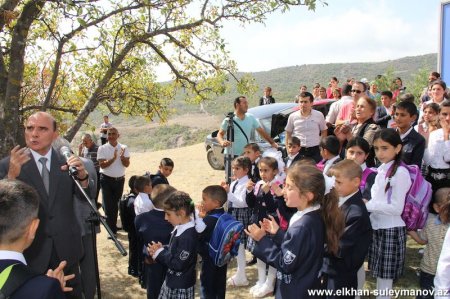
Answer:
[
  {"xmin": 261, "ymin": 215, "xmax": 279, "ymax": 235},
  {"xmin": 261, "ymin": 182, "xmax": 271, "ymax": 194},
  {"xmin": 147, "ymin": 241, "xmax": 163, "ymax": 257},
  {"xmin": 246, "ymin": 180, "xmax": 255, "ymax": 192},
  {"xmin": 245, "ymin": 223, "xmax": 266, "ymax": 242}
]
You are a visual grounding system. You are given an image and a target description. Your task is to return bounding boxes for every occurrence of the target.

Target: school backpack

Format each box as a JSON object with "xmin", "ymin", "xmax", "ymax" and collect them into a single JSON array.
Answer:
[
  {"xmin": 385, "ymin": 162, "xmax": 432, "ymax": 231},
  {"xmin": 119, "ymin": 193, "xmax": 136, "ymax": 233},
  {"xmin": 360, "ymin": 167, "xmax": 377, "ymax": 192},
  {"xmin": 208, "ymin": 213, "xmax": 244, "ymax": 267}
]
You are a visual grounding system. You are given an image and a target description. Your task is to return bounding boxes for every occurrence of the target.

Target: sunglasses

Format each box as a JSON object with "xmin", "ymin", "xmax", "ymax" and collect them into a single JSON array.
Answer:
[{"xmin": 351, "ymin": 90, "xmax": 362, "ymax": 94}]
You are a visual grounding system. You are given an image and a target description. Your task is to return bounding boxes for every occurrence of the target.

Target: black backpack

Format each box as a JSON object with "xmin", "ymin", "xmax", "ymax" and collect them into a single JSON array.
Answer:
[
  {"xmin": 119, "ymin": 193, "xmax": 136, "ymax": 233},
  {"xmin": 0, "ymin": 263, "xmax": 39, "ymax": 299}
]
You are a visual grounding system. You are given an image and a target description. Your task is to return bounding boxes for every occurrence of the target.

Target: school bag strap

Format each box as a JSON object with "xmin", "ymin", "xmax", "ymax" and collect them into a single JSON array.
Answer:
[
  {"xmin": 0, "ymin": 263, "xmax": 39, "ymax": 298},
  {"xmin": 233, "ymin": 120, "xmax": 249, "ymax": 144}
]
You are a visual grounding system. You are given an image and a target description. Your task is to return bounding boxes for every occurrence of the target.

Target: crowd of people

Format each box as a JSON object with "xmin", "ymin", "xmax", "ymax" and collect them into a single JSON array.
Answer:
[{"xmin": 1, "ymin": 71, "xmax": 450, "ymax": 299}]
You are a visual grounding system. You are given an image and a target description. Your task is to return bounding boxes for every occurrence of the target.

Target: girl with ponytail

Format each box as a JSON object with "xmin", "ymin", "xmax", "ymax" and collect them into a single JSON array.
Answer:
[
  {"xmin": 366, "ymin": 128, "xmax": 411, "ymax": 299},
  {"xmin": 245, "ymin": 164, "xmax": 344, "ymax": 299},
  {"xmin": 147, "ymin": 191, "xmax": 198, "ymax": 299}
]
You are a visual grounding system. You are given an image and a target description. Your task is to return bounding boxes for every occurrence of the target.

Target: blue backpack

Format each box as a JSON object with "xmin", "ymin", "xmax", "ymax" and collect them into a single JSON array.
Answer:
[{"xmin": 208, "ymin": 213, "xmax": 243, "ymax": 267}]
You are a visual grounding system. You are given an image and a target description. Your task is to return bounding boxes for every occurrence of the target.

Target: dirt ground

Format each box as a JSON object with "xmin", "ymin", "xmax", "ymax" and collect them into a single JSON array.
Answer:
[{"xmin": 96, "ymin": 143, "xmax": 264, "ymax": 298}]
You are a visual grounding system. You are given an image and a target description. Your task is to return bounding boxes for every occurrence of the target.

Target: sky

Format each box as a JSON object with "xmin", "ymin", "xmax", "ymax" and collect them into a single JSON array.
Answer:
[{"xmin": 219, "ymin": 0, "xmax": 443, "ymax": 73}]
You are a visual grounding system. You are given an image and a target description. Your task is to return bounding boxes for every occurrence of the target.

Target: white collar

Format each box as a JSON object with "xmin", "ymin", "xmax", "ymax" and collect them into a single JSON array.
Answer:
[
  {"xmin": 288, "ymin": 152, "xmax": 299, "ymax": 160},
  {"xmin": 138, "ymin": 192, "xmax": 150, "ymax": 200},
  {"xmin": 399, "ymin": 126, "xmax": 414, "ymax": 140},
  {"xmin": 339, "ymin": 191, "xmax": 359, "ymax": 207},
  {"xmin": 174, "ymin": 221, "xmax": 195, "ymax": 237},
  {"xmin": 0, "ymin": 250, "xmax": 27, "ymax": 265},
  {"xmin": 30, "ymin": 148, "xmax": 52, "ymax": 169},
  {"xmin": 360, "ymin": 162, "xmax": 367, "ymax": 171},
  {"xmin": 235, "ymin": 175, "xmax": 250, "ymax": 184},
  {"xmin": 378, "ymin": 160, "xmax": 395, "ymax": 174},
  {"xmin": 289, "ymin": 204, "xmax": 320, "ymax": 227},
  {"xmin": 325, "ymin": 155, "xmax": 340, "ymax": 166},
  {"xmin": 154, "ymin": 207, "xmax": 164, "ymax": 212}
]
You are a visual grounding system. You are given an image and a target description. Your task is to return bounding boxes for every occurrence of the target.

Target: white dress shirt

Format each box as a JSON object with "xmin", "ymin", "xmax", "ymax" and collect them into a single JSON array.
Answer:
[
  {"xmin": 97, "ymin": 142, "xmax": 130, "ymax": 177},
  {"xmin": 134, "ymin": 192, "xmax": 154, "ymax": 216},
  {"xmin": 0, "ymin": 250, "xmax": 27, "ymax": 265},
  {"xmin": 423, "ymin": 128, "xmax": 450, "ymax": 169},
  {"xmin": 366, "ymin": 161, "xmax": 411, "ymax": 230},
  {"xmin": 289, "ymin": 204, "xmax": 320, "ymax": 227},
  {"xmin": 227, "ymin": 176, "xmax": 250, "ymax": 208},
  {"xmin": 323, "ymin": 155, "xmax": 340, "ymax": 175},
  {"xmin": 30, "ymin": 149, "xmax": 52, "ymax": 175}
]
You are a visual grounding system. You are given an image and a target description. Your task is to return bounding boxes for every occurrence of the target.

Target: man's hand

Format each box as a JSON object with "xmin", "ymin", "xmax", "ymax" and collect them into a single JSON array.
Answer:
[
  {"xmin": 62, "ymin": 156, "xmax": 89, "ymax": 187},
  {"xmin": 221, "ymin": 140, "xmax": 231, "ymax": 147},
  {"xmin": 7, "ymin": 146, "xmax": 31, "ymax": 179},
  {"xmin": 46, "ymin": 261, "xmax": 75, "ymax": 293}
]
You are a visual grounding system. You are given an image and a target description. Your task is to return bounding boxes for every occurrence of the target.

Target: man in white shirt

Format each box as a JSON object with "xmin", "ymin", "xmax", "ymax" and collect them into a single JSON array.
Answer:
[{"xmin": 98, "ymin": 127, "xmax": 130, "ymax": 236}]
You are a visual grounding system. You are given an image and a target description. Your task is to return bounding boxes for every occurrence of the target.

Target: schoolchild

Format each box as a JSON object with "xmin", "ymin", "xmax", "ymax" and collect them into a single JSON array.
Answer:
[
  {"xmin": 197, "ymin": 185, "xmax": 229, "ymax": 299},
  {"xmin": 245, "ymin": 164, "xmax": 345, "ymax": 299},
  {"xmin": 147, "ymin": 191, "xmax": 199, "ymax": 299},
  {"xmin": 243, "ymin": 143, "xmax": 262, "ymax": 183},
  {"xmin": 434, "ymin": 198, "xmax": 450, "ymax": 298},
  {"xmin": 284, "ymin": 136, "xmax": 302, "ymax": 169},
  {"xmin": 135, "ymin": 184, "xmax": 176, "ymax": 299},
  {"xmin": 394, "ymin": 101, "xmax": 426, "ymax": 167},
  {"xmin": 150, "ymin": 158, "xmax": 174, "ymax": 187},
  {"xmin": 323, "ymin": 160, "xmax": 372, "ymax": 299},
  {"xmin": 246, "ymin": 157, "xmax": 285, "ymax": 298},
  {"xmin": 134, "ymin": 175, "xmax": 154, "ymax": 216},
  {"xmin": 0, "ymin": 179, "xmax": 72, "ymax": 299},
  {"xmin": 366, "ymin": 128, "xmax": 412, "ymax": 299},
  {"xmin": 345, "ymin": 137, "xmax": 376, "ymax": 201},
  {"xmin": 221, "ymin": 156, "xmax": 252, "ymax": 286},
  {"xmin": 122, "ymin": 175, "xmax": 139, "ymax": 277},
  {"xmin": 407, "ymin": 188, "xmax": 450, "ymax": 299},
  {"xmin": 317, "ymin": 135, "xmax": 342, "ymax": 175}
]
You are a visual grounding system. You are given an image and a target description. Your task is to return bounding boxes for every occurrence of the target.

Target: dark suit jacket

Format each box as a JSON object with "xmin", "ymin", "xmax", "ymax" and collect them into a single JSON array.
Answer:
[
  {"xmin": 259, "ymin": 96, "xmax": 275, "ymax": 106},
  {"xmin": 150, "ymin": 171, "xmax": 169, "ymax": 187},
  {"xmin": 375, "ymin": 106, "xmax": 391, "ymax": 128},
  {"xmin": 401, "ymin": 128, "xmax": 426, "ymax": 168},
  {"xmin": 284, "ymin": 152, "xmax": 302, "ymax": 168},
  {"xmin": 0, "ymin": 259, "xmax": 64, "ymax": 299},
  {"xmin": 0, "ymin": 149, "xmax": 83, "ymax": 274},
  {"xmin": 322, "ymin": 191, "xmax": 372, "ymax": 277}
]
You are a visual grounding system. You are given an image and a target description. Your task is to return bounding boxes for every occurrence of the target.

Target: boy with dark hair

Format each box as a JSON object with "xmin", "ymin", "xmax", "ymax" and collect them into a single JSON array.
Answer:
[
  {"xmin": 318, "ymin": 135, "xmax": 342, "ymax": 174},
  {"xmin": 243, "ymin": 143, "xmax": 262, "ymax": 183},
  {"xmin": 0, "ymin": 179, "xmax": 72, "ymax": 299},
  {"xmin": 198, "ymin": 185, "xmax": 229, "ymax": 299},
  {"xmin": 284, "ymin": 137, "xmax": 302, "ymax": 169},
  {"xmin": 375, "ymin": 91, "xmax": 395, "ymax": 128},
  {"xmin": 394, "ymin": 101, "xmax": 426, "ymax": 167},
  {"xmin": 134, "ymin": 175, "xmax": 153, "ymax": 216},
  {"xmin": 323, "ymin": 160, "xmax": 372, "ymax": 299},
  {"xmin": 135, "ymin": 184, "xmax": 176, "ymax": 299},
  {"xmin": 150, "ymin": 158, "xmax": 174, "ymax": 187}
]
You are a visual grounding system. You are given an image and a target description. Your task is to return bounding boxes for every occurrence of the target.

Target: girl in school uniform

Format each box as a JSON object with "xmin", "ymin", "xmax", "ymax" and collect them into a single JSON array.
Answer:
[
  {"xmin": 246, "ymin": 164, "xmax": 344, "ymax": 299},
  {"xmin": 365, "ymin": 129, "xmax": 412, "ymax": 299},
  {"xmin": 245, "ymin": 157, "xmax": 281, "ymax": 297},
  {"xmin": 147, "ymin": 191, "xmax": 199, "ymax": 299},
  {"xmin": 221, "ymin": 156, "xmax": 252, "ymax": 287}
]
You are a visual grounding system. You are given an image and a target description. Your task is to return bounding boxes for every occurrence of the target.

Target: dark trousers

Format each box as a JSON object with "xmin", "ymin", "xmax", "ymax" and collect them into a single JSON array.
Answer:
[
  {"xmin": 80, "ymin": 233, "xmax": 97, "ymax": 299},
  {"xmin": 128, "ymin": 228, "xmax": 139, "ymax": 273},
  {"xmin": 323, "ymin": 273, "xmax": 357, "ymax": 299},
  {"xmin": 299, "ymin": 146, "xmax": 321, "ymax": 163},
  {"xmin": 49, "ymin": 245, "xmax": 82, "ymax": 299},
  {"xmin": 417, "ymin": 271, "xmax": 435, "ymax": 299},
  {"xmin": 100, "ymin": 174, "xmax": 125, "ymax": 234},
  {"xmin": 200, "ymin": 257, "xmax": 227, "ymax": 299},
  {"xmin": 145, "ymin": 263, "xmax": 167, "ymax": 299},
  {"xmin": 101, "ymin": 137, "xmax": 107, "ymax": 145}
]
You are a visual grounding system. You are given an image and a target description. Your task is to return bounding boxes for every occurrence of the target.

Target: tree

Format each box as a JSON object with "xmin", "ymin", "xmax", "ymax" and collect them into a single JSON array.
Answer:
[{"xmin": 0, "ymin": 0, "xmax": 321, "ymax": 158}]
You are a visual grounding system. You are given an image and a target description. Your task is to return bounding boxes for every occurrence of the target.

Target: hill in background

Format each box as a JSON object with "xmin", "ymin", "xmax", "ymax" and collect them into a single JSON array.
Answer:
[{"xmin": 84, "ymin": 53, "xmax": 436, "ymax": 152}]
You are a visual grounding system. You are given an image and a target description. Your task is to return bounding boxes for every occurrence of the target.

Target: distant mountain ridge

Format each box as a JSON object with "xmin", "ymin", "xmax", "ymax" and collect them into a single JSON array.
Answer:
[{"xmin": 174, "ymin": 53, "xmax": 437, "ymax": 115}]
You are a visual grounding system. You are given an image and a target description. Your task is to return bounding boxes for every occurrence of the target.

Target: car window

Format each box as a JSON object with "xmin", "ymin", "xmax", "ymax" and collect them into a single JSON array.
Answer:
[{"xmin": 254, "ymin": 117, "xmax": 271, "ymax": 142}]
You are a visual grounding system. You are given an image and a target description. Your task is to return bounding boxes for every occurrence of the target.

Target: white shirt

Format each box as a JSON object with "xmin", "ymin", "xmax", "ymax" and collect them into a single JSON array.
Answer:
[
  {"xmin": 424, "ymin": 128, "xmax": 450, "ymax": 169},
  {"xmin": 289, "ymin": 204, "xmax": 320, "ymax": 227},
  {"xmin": 399, "ymin": 127, "xmax": 414, "ymax": 141},
  {"xmin": 285, "ymin": 109, "xmax": 327, "ymax": 147},
  {"xmin": 227, "ymin": 176, "xmax": 250, "ymax": 208},
  {"xmin": 97, "ymin": 142, "xmax": 130, "ymax": 177},
  {"xmin": 0, "ymin": 250, "xmax": 27, "ymax": 265},
  {"xmin": 323, "ymin": 155, "xmax": 340, "ymax": 175},
  {"xmin": 30, "ymin": 149, "xmax": 52, "ymax": 175},
  {"xmin": 366, "ymin": 161, "xmax": 411, "ymax": 230},
  {"xmin": 434, "ymin": 227, "xmax": 450, "ymax": 299},
  {"xmin": 338, "ymin": 191, "xmax": 359, "ymax": 207},
  {"xmin": 286, "ymin": 153, "xmax": 300, "ymax": 168},
  {"xmin": 325, "ymin": 96, "xmax": 353, "ymax": 124},
  {"xmin": 134, "ymin": 192, "xmax": 154, "ymax": 216}
]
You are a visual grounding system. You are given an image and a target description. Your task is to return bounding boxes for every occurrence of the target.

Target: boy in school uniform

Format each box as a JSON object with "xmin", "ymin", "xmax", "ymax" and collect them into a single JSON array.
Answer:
[
  {"xmin": 134, "ymin": 175, "xmax": 154, "ymax": 216},
  {"xmin": 150, "ymin": 158, "xmax": 174, "ymax": 187},
  {"xmin": 394, "ymin": 101, "xmax": 426, "ymax": 167},
  {"xmin": 243, "ymin": 143, "xmax": 262, "ymax": 183},
  {"xmin": 317, "ymin": 136, "xmax": 342, "ymax": 175},
  {"xmin": 121, "ymin": 176, "xmax": 139, "ymax": 277},
  {"xmin": 284, "ymin": 136, "xmax": 302, "ymax": 169},
  {"xmin": 322, "ymin": 160, "xmax": 372, "ymax": 299},
  {"xmin": 135, "ymin": 184, "xmax": 176, "ymax": 299},
  {"xmin": 198, "ymin": 185, "xmax": 229, "ymax": 299},
  {"xmin": 0, "ymin": 179, "xmax": 73, "ymax": 299}
]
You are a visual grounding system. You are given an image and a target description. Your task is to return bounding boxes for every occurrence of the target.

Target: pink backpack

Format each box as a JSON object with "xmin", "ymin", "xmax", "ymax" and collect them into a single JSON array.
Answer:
[{"xmin": 386, "ymin": 162, "xmax": 432, "ymax": 231}]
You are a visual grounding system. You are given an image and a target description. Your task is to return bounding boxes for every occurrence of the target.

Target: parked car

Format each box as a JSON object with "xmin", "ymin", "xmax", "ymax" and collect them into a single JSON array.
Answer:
[{"xmin": 205, "ymin": 100, "xmax": 335, "ymax": 170}]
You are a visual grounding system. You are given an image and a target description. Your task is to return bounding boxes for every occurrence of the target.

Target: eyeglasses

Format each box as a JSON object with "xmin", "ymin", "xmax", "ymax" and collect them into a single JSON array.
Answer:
[{"xmin": 351, "ymin": 90, "xmax": 362, "ymax": 94}]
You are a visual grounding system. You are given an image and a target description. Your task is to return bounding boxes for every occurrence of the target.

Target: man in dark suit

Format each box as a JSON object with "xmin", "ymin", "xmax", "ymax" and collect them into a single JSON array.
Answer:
[
  {"xmin": 0, "ymin": 112, "xmax": 90, "ymax": 298},
  {"xmin": 0, "ymin": 179, "xmax": 73, "ymax": 299},
  {"xmin": 259, "ymin": 87, "xmax": 275, "ymax": 106},
  {"xmin": 375, "ymin": 91, "xmax": 395, "ymax": 128}
]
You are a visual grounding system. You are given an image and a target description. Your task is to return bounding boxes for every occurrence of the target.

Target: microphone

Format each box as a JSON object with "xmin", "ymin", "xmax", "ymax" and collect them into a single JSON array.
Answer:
[{"xmin": 60, "ymin": 146, "xmax": 79, "ymax": 176}]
